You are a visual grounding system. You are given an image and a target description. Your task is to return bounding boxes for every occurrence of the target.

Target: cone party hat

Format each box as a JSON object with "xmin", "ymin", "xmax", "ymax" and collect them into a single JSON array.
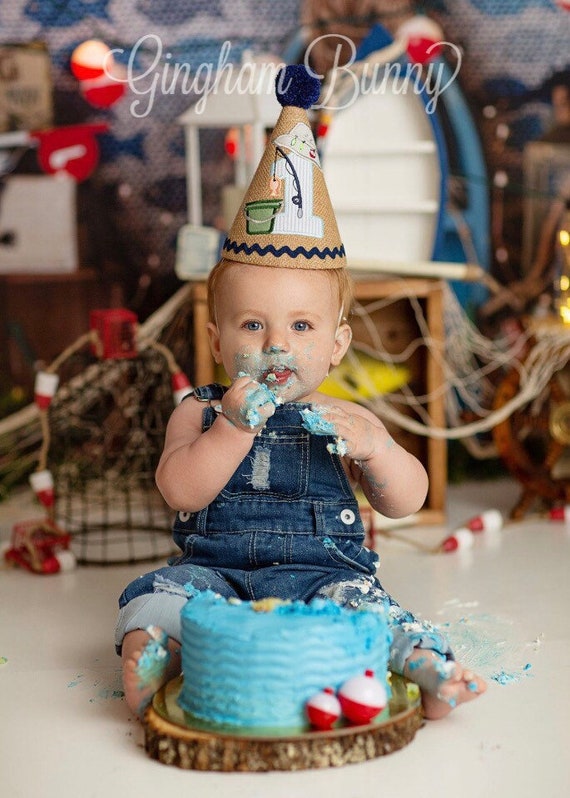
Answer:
[{"xmin": 221, "ymin": 64, "xmax": 346, "ymax": 270}]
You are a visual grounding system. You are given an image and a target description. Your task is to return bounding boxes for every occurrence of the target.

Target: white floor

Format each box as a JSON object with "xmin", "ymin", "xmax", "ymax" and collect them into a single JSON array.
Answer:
[{"xmin": 1, "ymin": 476, "xmax": 569, "ymax": 798}]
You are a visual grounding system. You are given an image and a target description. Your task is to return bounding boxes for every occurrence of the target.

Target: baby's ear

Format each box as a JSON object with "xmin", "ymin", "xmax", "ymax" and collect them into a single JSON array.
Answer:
[
  {"xmin": 330, "ymin": 322, "xmax": 352, "ymax": 367},
  {"xmin": 206, "ymin": 322, "xmax": 223, "ymax": 364}
]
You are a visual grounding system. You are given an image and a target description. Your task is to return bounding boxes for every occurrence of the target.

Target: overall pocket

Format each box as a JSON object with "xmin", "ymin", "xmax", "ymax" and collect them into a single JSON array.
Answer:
[
  {"xmin": 317, "ymin": 535, "xmax": 378, "ymax": 575},
  {"xmin": 220, "ymin": 425, "xmax": 310, "ymax": 499}
]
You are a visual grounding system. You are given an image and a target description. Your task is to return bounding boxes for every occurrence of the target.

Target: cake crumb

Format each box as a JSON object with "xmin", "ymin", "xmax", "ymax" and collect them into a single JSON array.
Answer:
[{"xmin": 251, "ymin": 597, "xmax": 290, "ymax": 612}]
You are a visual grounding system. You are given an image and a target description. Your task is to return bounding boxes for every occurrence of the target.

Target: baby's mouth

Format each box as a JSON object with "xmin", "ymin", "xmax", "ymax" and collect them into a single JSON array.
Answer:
[{"xmin": 263, "ymin": 366, "xmax": 294, "ymax": 386}]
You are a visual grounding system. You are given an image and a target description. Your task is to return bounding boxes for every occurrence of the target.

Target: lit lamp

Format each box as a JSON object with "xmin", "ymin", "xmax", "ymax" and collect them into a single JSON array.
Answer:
[{"xmin": 557, "ymin": 204, "xmax": 570, "ymax": 323}]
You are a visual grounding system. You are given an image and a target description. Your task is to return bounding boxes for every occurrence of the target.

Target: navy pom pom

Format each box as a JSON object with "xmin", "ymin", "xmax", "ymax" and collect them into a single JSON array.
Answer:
[{"xmin": 275, "ymin": 65, "xmax": 321, "ymax": 109}]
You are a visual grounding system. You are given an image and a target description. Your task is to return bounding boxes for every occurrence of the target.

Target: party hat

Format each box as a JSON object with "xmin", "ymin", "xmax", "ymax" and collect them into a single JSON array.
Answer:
[{"xmin": 221, "ymin": 64, "xmax": 346, "ymax": 269}]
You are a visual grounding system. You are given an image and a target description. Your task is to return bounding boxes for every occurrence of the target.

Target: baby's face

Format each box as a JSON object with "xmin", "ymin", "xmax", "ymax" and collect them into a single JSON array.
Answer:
[{"xmin": 207, "ymin": 263, "xmax": 351, "ymax": 403}]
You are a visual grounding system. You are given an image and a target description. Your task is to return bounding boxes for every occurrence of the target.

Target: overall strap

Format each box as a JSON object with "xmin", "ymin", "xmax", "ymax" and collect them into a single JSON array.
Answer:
[
  {"xmin": 190, "ymin": 383, "xmax": 227, "ymax": 402},
  {"xmin": 186, "ymin": 383, "xmax": 227, "ymax": 431}
]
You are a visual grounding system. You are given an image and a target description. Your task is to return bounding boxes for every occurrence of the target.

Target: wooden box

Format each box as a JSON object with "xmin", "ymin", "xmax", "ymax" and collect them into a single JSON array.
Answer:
[
  {"xmin": 0, "ymin": 270, "xmax": 119, "ymax": 391},
  {"xmin": 188, "ymin": 275, "xmax": 447, "ymax": 524}
]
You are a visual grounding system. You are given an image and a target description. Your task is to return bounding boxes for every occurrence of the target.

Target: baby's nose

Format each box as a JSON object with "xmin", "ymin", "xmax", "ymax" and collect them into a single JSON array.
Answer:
[{"xmin": 263, "ymin": 341, "xmax": 288, "ymax": 354}]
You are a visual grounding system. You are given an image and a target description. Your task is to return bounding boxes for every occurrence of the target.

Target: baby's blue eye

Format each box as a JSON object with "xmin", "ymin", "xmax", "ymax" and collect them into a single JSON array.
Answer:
[
  {"xmin": 293, "ymin": 321, "xmax": 309, "ymax": 332},
  {"xmin": 244, "ymin": 320, "xmax": 262, "ymax": 331}
]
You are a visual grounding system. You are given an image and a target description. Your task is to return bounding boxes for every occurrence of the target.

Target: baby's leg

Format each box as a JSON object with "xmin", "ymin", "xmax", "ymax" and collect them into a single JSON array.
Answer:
[
  {"xmin": 404, "ymin": 648, "xmax": 486, "ymax": 720},
  {"xmin": 117, "ymin": 564, "xmax": 241, "ymax": 717},
  {"xmin": 122, "ymin": 626, "xmax": 181, "ymax": 718},
  {"xmin": 316, "ymin": 573, "xmax": 486, "ymax": 719}
]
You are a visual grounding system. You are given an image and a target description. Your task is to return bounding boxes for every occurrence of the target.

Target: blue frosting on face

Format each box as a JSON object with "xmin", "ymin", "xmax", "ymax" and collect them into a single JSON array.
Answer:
[{"xmin": 178, "ymin": 591, "xmax": 391, "ymax": 729}]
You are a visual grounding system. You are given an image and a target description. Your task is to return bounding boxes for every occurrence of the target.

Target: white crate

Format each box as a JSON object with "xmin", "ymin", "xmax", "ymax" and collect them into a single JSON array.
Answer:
[{"xmin": 0, "ymin": 174, "xmax": 78, "ymax": 273}]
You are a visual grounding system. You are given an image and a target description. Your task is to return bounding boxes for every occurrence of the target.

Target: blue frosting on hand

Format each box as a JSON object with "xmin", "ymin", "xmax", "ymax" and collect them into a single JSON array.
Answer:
[
  {"xmin": 237, "ymin": 376, "xmax": 279, "ymax": 428},
  {"xmin": 300, "ymin": 407, "xmax": 336, "ymax": 436}
]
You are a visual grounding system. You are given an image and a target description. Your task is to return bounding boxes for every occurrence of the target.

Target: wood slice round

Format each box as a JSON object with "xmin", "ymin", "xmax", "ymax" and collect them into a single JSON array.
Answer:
[{"xmin": 143, "ymin": 675, "xmax": 423, "ymax": 771}]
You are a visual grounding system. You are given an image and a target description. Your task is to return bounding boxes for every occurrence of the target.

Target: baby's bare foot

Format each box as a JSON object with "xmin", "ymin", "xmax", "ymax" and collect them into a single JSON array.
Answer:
[
  {"xmin": 122, "ymin": 626, "xmax": 181, "ymax": 718},
  {"xmin": 404, "ymin": 649, "xmax": 487, "ymax": 720}
]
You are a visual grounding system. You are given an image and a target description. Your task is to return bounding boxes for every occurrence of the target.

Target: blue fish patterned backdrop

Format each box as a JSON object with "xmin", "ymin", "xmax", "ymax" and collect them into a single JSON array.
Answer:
[
  {"xmin": 0, "ymin": 0, "xmax": 569, "ymax": 314},
  {"xmin": 428, "ymin": 0, "xmax": 570, "ymax": 300},
  {"xmin": 0, "ymin": 0, "xmax": 301, "ymax": 313}
]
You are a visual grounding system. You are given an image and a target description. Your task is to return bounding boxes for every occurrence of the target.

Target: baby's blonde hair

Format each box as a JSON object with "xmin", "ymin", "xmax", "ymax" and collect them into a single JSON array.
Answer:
[{"xmin": 207, "ymin": 258, "xmax": 354, "ymax": 325}]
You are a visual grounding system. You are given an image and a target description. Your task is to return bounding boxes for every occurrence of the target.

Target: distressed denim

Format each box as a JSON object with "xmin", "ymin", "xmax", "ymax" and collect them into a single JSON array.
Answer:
[{"xmin": 116, "ymin": 384, "xmax": 453, "ymax": 670}]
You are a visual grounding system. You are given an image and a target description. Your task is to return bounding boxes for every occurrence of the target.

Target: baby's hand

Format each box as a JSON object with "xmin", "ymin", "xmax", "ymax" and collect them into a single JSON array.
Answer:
[
  {"xmin": 222, "ymin": 376, "xmax": 277, "ymax": 434},
  {"xmin": 306, "ymin": 405, "xmax": 378, "ymax": 461}
]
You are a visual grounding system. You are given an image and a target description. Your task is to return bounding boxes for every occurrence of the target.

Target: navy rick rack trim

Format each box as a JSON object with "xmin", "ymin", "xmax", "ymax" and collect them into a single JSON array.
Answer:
[{"xmin": 222, "ymin": 239, "xmax": 346, "ymax": 260}]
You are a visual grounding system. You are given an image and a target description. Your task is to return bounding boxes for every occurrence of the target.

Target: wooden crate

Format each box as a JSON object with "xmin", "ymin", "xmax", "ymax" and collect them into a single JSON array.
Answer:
[
  {"xmin": 0, "ymin": 270, "xmax": 120, "ymax": 391},
  {"xmin": 188, "ymin": 274, "xmax": 447, "ymax": 524}
]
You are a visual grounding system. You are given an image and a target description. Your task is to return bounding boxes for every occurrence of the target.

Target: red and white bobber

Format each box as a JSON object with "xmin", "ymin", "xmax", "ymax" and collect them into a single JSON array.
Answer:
[
  {"xmin": 70, "ymin": 40, "xmax": 111, "ymax": 81},
  {"xmin": 81, "ymin": 72, "xmax": 126, "ymax": 109},
  {"xmin": 547, "ymin": 505, "xmax": 570, "ymax": 522},
  {"xmin": 34, "ymin": 371, "xmax": 59, "ymax": 410},
  {"xmin": 338, "ymin": 670, "xmax": 387, "ymax": 725},
  {"xmin": 440, "ymin": 526, "xmax": 474, "ymax": 553},
  {"xmin": 171, "ymin": 371, "xmax": 193, "ymax": 405},
  {"xmin": 465, "ymin": 509, "xmax": 503, "ymax": 534},
  {"xmin": 305, "ymin": 687, "xmax": 341, "ymax": 730},
  {"xmin": 396, "ymin": 15, "xmax": 444, "ymax": 64},
  {"xmin": 29, "ymin": 469, "xmax": 55, "ymax": 509},
  {"xmin": 440, "ymin": 508, "xmax": 504, "ymax": 552},
  {"xmin": 53, "ymin": 549, "xmax": 77, "ymax": 572}
]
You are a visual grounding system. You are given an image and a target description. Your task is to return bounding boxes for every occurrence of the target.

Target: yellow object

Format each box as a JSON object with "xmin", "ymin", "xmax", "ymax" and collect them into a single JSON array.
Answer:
[
  {"xmin": 557, "ymin": 209, "xmax": 570, "ymax": 324},
  {"xmin": 320, "ymin": 351, "xmax": 410, "ymax": 401},
  {"xmin": 251, "ymin": 598, "xmax": 290, "ymax": 612},
  {"xmin": 214, "ymin": 363, "xmax": 231, "ymax": 385}
]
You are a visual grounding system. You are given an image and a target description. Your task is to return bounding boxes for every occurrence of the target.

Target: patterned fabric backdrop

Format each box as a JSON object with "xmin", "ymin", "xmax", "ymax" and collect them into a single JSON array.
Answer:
[
  {"xmin": 1, "ymin": 0, "xmax": 569, "ymax": 315},
  {"xmin": 431, "ymin": 0, "xmax": 570, "ymax": 297},
  {"xmin": 0, "ymin": 0, "xmax": 301, "ymax": 314}
]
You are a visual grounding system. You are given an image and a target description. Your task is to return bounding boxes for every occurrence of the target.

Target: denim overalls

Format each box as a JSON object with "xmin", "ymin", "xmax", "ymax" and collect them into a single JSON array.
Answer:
[{"xmin": 115, "ymin": 385, "xmax": 453, "ymax": 671}]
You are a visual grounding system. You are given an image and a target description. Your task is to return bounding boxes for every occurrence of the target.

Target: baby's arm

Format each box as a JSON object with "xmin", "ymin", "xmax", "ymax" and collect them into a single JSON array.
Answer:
[
  {"xmin": 156, "ymin": 377, "xmax": 276, "ymax": 511},
  {"xmin": 312, "ymin": 400, "xmax": 428, "ymax": 518}
]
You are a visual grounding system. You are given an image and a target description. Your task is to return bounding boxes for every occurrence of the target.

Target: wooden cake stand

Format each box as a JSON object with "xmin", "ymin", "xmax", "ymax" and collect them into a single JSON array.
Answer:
[{"xmin": 143, "ymin": 675, "xmax": 423, "ymax": 772}]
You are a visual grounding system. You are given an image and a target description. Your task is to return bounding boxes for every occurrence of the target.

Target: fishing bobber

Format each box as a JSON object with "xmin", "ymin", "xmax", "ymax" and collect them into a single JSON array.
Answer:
[
  {"xmin": 29, "ymin": 469, "xmax": 55, "ymax": 509},
  {"xmin": 34, "ymin": 371, "xmax": 59, "ymax": 410},
  {"xmin": 439, "ymin": 526, "xmax": 474, "ymax": 553},
  {"xmin": 316, "ymin": 112, "xmax": 332, "ymax": 139},
  {"xmin": 52, "ymin": 549, "xmax": 77, "ymax": 572},
  {"xmin": 70, "ymin": 40, "xmax": 110, "ymax": 80},
  {"xmin": 548, "ymin": 505, "xmax": 570, "ymax": 522},
  {"xmin": 397, "ymin": 15, "xmax": 443, "ymax": 64},
  {"xmin": 305, "ymin": 687, "xmax": 342, "ymax": 730},
  {"xmin": 81, "ymin": 72, "xmax": 126, "ymax": 109},
  {"xmin": 464, "ymin": 509, "xmax": 503, "ymax": 534},
  {"xmin": 171, "ymin": 371, "xmax": 193, "ymax": 405},
  {"xmin": 338, "ymin": 670, "xmax": 387, "ymax": 725}
]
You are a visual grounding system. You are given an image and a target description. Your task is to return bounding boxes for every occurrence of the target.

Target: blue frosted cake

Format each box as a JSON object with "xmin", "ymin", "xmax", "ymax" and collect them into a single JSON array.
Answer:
[{"xmin": 177, "ymin": 591, "xmax": 391, "ymax": 730}]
